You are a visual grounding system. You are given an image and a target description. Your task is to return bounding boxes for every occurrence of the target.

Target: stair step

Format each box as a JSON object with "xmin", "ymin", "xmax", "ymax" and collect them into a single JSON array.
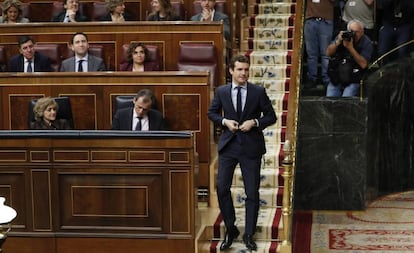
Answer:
[
  {"xmin": 249, "ymin": 78, "xmax": 290, "ymax": 92},
  {"xmin": 250, "ymin": 65, "xmax": 291, "ymax": 79},
  {"xmin": 248, "ymin": 27, "xmax": 294, "ymax": 40},
  {"xmin": 253, "ymin": 0, "xmax": 296, "ymax": 4},
  {"xmin": 208, "ymin": 239, "xmax": 281, "ymax": 252},
  {"xmin": 233, "ymin": 167, "xmax": 284, "ymax": 188},
  {"xmin": 232, "ymin": 187, "xmax": 283, "ymax": 208},
  {"xmin": 213, "ymin": 207, "xmax": 284, "ymax": 240},
  {"xmin": 251, "ymin": 3, "xmax": 296, "ymax": 16},
  {"xmin": 247, "ymin": 38, "xmax": 294, "ymax": 51},
  {"xmin": 250, "ymin": 50, "xmax": 292, "ymax": 65},
  {"xmin": 251, "ymin": 14, "xmax": 295, "ymax": 28}
]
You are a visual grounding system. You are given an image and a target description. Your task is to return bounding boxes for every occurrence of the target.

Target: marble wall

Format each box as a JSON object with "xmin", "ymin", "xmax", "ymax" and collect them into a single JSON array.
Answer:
[{"xmin": 294, "ymin": 97, "xmax": 367, "ymax": 210}]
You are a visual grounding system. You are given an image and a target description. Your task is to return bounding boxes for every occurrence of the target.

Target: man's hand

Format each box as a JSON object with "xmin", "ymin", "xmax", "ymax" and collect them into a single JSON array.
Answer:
[
  {"xmin": 239, "ymin": 119, "xmax": 256, "ymax": 132},
  {"xmin": 223, "ymin": 119, "xmax": 239, "ymax": 133},
  {"xmin": 67, "ymin": 9, "xmax": 76, "ymax": 22},
  {"xmin": 201, "ymin": 8, "xmax": 212, "ymax": 21}
]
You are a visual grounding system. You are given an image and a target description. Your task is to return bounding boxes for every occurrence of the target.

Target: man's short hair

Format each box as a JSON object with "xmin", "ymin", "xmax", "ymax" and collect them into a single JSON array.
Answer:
[
  {"xmin": 229, "ymin": 55, "xmax": 249, "ymax": 70},
  {"xmin": 135, "ymin": 89, "xmax": 154, "ymax": 104},
  {"xmin": 17, "ymin": 36, "xmax": 35, "ymax": 48},
  {"xmin": 70, "ymin": 32, "xmax": 88, "ymax": 44}
]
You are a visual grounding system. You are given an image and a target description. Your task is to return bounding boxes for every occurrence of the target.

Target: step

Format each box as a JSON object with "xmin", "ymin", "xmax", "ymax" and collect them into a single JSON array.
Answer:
[
  {"xmin": 244, "ymin": 38, "xmax": 293, "ymax": 51},
  {"xmin": 251, "ymin": 14, "xmax": 295, "ymax": 28},
  {"xmin": 249, "ymin": 78, "xmax": 290, "ymax": 92},
  {"xmin": 247, "ymin": 27, "xmax": 294, "ymax": 40},
  {"xmin": 213, "ymin": 207, "xmax": 284, "ymax": 240},
  {"xmin": 208, "ymin": 239, "xmax": 281, "ymax": 252},
  {"xmin": 252, "ymin": 0, "xmax": 296, "ymax": 4},
  {"xmin": 250, "ymin": 65, "xmax": 291, "ymax": 80},
  {"xmin": 250, "ymin": 3, "xmax": 296, "ymax": 16},
  {"xmin": 249, "ymin": 50, "xmax": 292, "ymax": 65},
  {"xmin": 233, "ymin": 167, "xmax": 285, "ymax": 188}
]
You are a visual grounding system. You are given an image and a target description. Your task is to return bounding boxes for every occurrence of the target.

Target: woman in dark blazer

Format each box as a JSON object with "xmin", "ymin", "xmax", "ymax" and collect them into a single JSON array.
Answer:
[
  {"xmin": 119, "ymin": 42, "xmax": 158, "ymax": 71},
  {"xmin": 100, "ymin": 0, "xmax": 134, "ymax": 22},
  {"xmin": 30, "ymin": 97, "xmax": 72, "ymax": 130},
  {"xmin": 146, "ymin": 0, "xmax": 182, "ymax": 21}
]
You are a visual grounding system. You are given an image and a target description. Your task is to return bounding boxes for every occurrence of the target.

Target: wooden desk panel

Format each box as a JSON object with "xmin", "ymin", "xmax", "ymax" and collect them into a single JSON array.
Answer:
[
  {"xmin": 0, "ymin": 71, "xmax": 211, "ymax": 189},
  {"xmin": 1, "ymin": 131, "xmax": 195, "ymax": 253}
]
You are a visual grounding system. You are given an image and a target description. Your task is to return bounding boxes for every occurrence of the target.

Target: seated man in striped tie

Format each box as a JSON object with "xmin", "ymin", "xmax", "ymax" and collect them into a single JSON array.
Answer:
[
  {"xmin": 111, "ymin": 89, "xmax": 164, "ymax": 131},
  {"xmin": 60, "ymin": 32, "xmax": 106, "ymax": 72},
  {"xmin": 8, "ymin": 36, "xmax": 53, "ymax": 72}
]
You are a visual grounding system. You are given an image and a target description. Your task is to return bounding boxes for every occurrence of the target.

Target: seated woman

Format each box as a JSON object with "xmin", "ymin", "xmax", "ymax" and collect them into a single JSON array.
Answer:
[
  {"xmin": 30, "ymin": 97, "xmax": 72, "ymax": 130},
  {"xmin": 100, "ymin": 0, "xmax": 133, "ymax": 22},
  {"xmin": 146, "ymin": 0, "xmax": 182, "ymax": 21},
  {"xmin": 119, "ymin": 43, "xmax": 158, "ymax": 71},
  {"xmin": 0, "ymin": 0, "xmax": 29, "ymax": 23}
]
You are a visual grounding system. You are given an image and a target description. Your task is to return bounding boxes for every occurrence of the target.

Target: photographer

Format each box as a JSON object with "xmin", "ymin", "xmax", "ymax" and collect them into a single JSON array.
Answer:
[{"xmin": 326, "ymin": 19, "xmax": 373, "ymax": 97}]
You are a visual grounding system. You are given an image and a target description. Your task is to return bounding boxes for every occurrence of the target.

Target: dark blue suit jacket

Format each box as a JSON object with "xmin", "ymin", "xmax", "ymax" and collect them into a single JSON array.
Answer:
[
  {"xmin": 51, "ymin": 11, "xmax": 89, "ymax": 22},
  {"xmin": 111, "ymin": 107, "xmax": 164, "ymax": 130},
  {"xmin": 8, "ymin": 52, "xmax": 53, "ymax": 72},
  {"xmin": 208, "ymin": 82, "xmax": 277, "ymax": 158}
]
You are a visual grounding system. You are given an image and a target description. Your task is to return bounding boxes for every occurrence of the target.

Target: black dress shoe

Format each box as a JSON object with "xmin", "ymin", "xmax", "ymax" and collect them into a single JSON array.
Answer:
[
  {"xmin": 219, "ymin": 227, "xmax": 240, "ymax": 251},
  {"xmin": 243, "ymin": 234, "xmax": 257, "ymax": 251}
]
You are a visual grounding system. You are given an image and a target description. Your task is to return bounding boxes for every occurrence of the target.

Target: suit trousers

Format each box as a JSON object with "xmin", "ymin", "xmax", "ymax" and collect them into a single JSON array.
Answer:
[{"xmin": 216, "ymin": 136, "xmax": 261, "ymax": 235}]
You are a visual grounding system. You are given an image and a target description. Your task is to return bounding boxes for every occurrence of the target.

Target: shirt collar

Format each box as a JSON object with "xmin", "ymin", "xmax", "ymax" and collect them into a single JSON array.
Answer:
[
  {"xmin": 76, "ymin": 55, "xmax": 88, "ymax": 62},
  {"xmin": 232, "ymin": 83, "xmax": 247, "ymax": 90}
]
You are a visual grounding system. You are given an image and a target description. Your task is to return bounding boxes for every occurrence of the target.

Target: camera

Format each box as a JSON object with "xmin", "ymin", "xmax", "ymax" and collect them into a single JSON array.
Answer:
[{"xmin": 342, "ymin": 31, "xmax": 355, "ymax": 41}]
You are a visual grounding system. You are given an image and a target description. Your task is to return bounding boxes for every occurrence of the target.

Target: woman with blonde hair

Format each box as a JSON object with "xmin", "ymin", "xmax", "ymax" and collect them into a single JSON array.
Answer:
[
  {"xmin": 100, "ymin": 0, "xmax": 133, "ymax": 22},
  {"xmin": 146, "ymin": 0, "xmax": 182, "ymax": 21},
  {"xmin": 30, "ymin": 97, "xmax": 72, "ymax": 130},
  {"xmin": 0, "ymin": 0, "xmax": 29, "ymax": 23}
]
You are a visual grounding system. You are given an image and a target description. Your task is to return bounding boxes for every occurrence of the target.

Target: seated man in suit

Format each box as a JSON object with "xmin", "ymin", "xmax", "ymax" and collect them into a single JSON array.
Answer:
[
  {"xmin": 191, "ymin": 0, "xmax": 230, "ymax": 41},
  {"xmin": 8, "ymin": 36, "xmax": 53, "ymax": 72},
  {"xmin": 51, "ymin": 0, "xmax": 89, "ymax": 22},
  {"xmin": 60, "ymin": 32, "xmax": 106, "ymax": 72},
  {"xmin": 111, "ymin": 89, "xmax": 164, "ymax": 131}
]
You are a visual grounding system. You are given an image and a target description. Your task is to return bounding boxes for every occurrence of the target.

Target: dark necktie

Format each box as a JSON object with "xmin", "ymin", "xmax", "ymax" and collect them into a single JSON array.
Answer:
[
  {"xmin": 78, "ymin": 59, "xmax": 84, "ymax": 72},
  {"xmin": 135, "ymin": 117, "xmax": 142, "ymax": 131},
  {"xmin": 27, "ymin": 60, "xmax": 32, "ymax": 72},
  {"xmin": 236, "ymin": 86, "xmax": 242, "ymax": 119}
]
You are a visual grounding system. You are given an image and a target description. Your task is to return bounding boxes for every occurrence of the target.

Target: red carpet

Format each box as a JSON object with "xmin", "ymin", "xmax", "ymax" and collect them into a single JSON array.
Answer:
[{"xmin": 292, "ymin": 211, "xmax": 312, "ymax": 253}]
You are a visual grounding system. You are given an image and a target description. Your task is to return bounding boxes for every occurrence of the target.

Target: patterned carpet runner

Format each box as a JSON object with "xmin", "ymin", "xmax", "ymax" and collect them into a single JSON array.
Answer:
[
  {"xmin": 311, "ymin": 191, "xmax": 414, "ymax": 252},
  {"xmin": 209, "ymin": 0, "xmax": 296, "ymax": 251}
]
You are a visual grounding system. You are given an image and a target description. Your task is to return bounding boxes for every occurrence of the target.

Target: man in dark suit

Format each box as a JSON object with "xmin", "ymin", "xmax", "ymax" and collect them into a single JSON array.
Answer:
[
  {"xmin": 111, "ymin": 89, "xmax": 164, "ymax": 131},
  {"xmin": 8, "ymin": 36, "xmax": 53, "ymax": 72},
  {"xmin": 208, "ymin": 55, "xmax": 276, "ymax": 251},
  {"xmin": 51, "ymin": 0, "xmax": 89, "ymax": 22},
  {"xmin": 60, "ymin": 32, "xmax": 106, "ymax": 72},
  {"xmin": 190, "ymin": 0, "xmax": 230, "ymax": 41}
]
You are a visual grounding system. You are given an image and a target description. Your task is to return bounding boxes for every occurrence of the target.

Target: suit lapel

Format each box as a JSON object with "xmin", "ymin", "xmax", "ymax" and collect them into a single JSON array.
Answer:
[{"xmin": 225, "ymin": 84, "xmax": 237, "ymax": 116}]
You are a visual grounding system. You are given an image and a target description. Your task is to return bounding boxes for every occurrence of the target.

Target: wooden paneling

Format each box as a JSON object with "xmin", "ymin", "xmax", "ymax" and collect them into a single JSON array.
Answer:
[
  {"xmin": 1, "ymin": 131, "xmax": 196, "ymax": 253},
  {"xmin": 0, "ymin": 71, "xmax": 211, "ymax": 189}
]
